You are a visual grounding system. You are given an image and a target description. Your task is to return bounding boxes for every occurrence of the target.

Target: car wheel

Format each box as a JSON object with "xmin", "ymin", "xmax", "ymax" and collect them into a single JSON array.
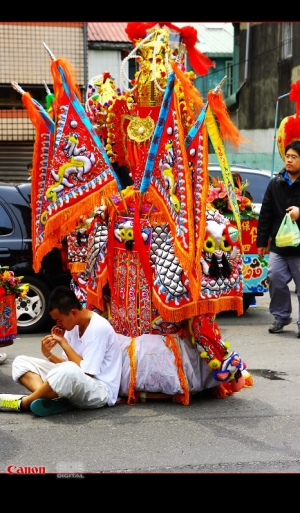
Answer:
[{"xmin": 15, "ymin": 275, "xmax": 51, "ymax": 334}]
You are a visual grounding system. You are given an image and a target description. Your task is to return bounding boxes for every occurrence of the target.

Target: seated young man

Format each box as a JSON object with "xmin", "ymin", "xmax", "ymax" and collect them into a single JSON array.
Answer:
[{"xmin": 0, "ymin": 286, "xmax": 122, "ymax": 417}]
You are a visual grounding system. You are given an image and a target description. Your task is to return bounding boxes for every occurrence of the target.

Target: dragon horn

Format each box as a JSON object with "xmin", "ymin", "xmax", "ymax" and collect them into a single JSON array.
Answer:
[
  {"xmin": 43, "ymin": 80, "xmax": 51, "ymax": 95},
  {"xmin": 11, "ymin": 81, "xmax": 25, "ymax": 95},
  {"xmin": 43, "ymin": 42, "xmax": 56, "ymax": 61},
  {"xmin": 213, "ymin": 76, "xmax": 227, "ymax": 94}
]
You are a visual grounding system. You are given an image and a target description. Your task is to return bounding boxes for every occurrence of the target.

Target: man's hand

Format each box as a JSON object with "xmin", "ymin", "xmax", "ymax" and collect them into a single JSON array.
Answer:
[
  {"xmin": 51, "ymin": 326, "xmax": 65, "ymax": 337},
  {"xmin": 286, "ymin": 206, "xmax": 300, "ymax": 221},
  {"xmin": 257, "ymin": 247, "xmax": 267, "ymax": 258},
  {"xmin": 41, "ymin": 334, "xmax": 58, "ymax": 357},
  {"xmin": 42, "ymin": 326, "xmax": 67, "ymax": 356},
  {"xmin": 50, "ymin": 329, "xmax": 68, "ymax": 349}
]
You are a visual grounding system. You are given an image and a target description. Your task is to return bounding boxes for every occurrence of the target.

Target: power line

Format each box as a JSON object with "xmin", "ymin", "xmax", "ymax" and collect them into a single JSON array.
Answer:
[{"xmin": 200, "ymin": 30, "xmax": 297, "ymax": 98}]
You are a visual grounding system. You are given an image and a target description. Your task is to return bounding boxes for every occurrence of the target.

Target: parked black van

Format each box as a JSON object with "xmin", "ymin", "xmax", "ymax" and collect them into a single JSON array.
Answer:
[{"xmin": 0, "ymin": 181, "xmax": 71, "ymax": 333}]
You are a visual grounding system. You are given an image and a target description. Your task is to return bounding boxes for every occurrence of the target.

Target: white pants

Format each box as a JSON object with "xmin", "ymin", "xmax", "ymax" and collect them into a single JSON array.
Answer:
[{"xmin": 12, "ymin": 355, "xmax": 109, "ymax": 409}]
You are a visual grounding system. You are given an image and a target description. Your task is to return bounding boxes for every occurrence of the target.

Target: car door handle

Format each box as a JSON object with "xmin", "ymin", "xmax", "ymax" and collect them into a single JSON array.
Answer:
[{"xmin": 0, "ymin": 248, "xmax": 10, "ymax": 256}]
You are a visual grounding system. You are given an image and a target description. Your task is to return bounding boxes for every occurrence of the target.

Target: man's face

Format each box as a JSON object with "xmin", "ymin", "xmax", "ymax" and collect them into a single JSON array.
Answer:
[
  {"xmin": 49, "ymin": 308, "xmax": 78, "ymax": 331},
  {"xmin": 284, "ymin": 150, "xmax": 300, "ymax": 174}
]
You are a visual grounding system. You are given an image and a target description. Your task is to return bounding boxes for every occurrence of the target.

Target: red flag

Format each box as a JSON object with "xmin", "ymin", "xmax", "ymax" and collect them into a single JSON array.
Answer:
[
  {"xmin": 140, "ymin": 71, "xmax": 195, "ymax": 287},
  {"xmin": 18, "ymin": 90, "xmax": 56, "ymax": 272},
  {"xmin": 42, "ymin": 57, "xmax": 121, "ymax": 254},
  {"xmin": 185, "ymin": 113, "xmax": 210, "ymax": 293}
]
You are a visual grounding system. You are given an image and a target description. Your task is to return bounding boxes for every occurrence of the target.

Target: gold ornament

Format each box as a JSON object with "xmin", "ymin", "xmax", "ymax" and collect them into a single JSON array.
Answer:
[{"xmin": 127, "ymin": 116, "xmax": 155, "ymax": 143}]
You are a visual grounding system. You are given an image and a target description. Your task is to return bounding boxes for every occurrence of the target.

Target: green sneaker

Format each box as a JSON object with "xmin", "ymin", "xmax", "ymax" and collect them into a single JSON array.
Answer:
[
  {"xmin": 0, "ymin": 394, "xmax": 26, "ymax": 412},
  {"xmin": 30, "ymin": 397, "xmax": 72, "ymax": 417}
]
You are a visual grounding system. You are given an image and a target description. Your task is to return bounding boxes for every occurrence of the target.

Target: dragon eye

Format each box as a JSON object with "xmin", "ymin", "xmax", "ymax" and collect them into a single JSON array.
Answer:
[
  {"xmin": 203, "ymin": 236, "xmax": 216, "ymax": 253},
  {"xmin": 119, "ymin": 228, "xmax": 126, "ymax": 240},
  {"xmin": 126, "ymin": 229, "xmax": 134, "ymax": 240},
  {"xmin": 220, "ymin": 236, "xmax": 232, "ymax": 252}
]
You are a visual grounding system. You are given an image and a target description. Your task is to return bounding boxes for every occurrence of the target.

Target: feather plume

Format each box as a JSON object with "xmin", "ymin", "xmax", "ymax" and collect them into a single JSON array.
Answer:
[{"xmin": 207, "ymin": 89, "xmax": 248, "ymax": 149}]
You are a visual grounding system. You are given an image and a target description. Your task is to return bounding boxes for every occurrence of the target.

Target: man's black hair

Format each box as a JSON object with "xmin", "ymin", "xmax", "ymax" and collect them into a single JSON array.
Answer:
[
  {"xmin": 285, "ymin": 140, "xmax": 300, "ymax": 155},
  {"xmin": 112, "ymin": 162, "xmax": 134, "ymax": 189},
  {"xmin": 231, "ymin": 171, "xmax": 253, "ymax": 201},
  {"xmin": 48, "ymin": 286, "xmax": 83, "ymax": 314}
]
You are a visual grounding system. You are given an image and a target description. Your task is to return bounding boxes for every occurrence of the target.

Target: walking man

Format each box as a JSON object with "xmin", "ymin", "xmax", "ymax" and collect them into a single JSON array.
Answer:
[{"xmin": 257, "ymin": 140, "xmax": 300, "ymax": 336}]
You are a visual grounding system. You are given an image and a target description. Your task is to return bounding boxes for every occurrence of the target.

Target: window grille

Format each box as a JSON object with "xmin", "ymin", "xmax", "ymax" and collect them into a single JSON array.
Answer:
[
  {"xmin": 0, "ymin": 22, "xmax": 86, "ymax": 142},
  {"xmin": 225, "ymin": 60, "xmax": 233, "ymax": 97},
  {"xmin": 281, "ymin": 23, "xmax": 293, "ymax": 59}
]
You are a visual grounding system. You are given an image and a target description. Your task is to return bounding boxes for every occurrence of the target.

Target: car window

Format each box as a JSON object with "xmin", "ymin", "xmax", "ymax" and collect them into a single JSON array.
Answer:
[
  {"xmin": 239, "ymin": 172, "xmax": 270, "ymax": 204},
  {"xmin": 209, "ymin": 169, "xmax": 270, "ymax": 204},
  {"xmin": 14, "ymin": 203, "xmax": 32, "ymax": 238},
  {"xmin": 0, "ymin": 204, "xmax": 13, "ymax": 235}
]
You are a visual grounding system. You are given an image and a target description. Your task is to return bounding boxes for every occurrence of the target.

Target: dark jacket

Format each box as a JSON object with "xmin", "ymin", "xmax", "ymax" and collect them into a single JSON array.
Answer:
[{"xmin": 257, "ymin": 168, "xmax": 300, "ymax": 256}]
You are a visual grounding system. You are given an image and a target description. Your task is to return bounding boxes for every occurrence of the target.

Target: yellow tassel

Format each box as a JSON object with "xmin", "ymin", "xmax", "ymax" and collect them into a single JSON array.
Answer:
[
  {"xmin": 194, "ymin": 126, "xmax": 209, "ymax": 297},
  {"xmin": 127, "ymin": 338, "xmax": 138, "ymax": 405},
  {"xmin": 86, "ymin": 287, "xmax": 104, "ymax": 312},
  {"xmin": 165, "ymin": 334, "xmax": 189, "ymax": 405},
  {"xmin": 205, "ymin": 107, "xmax": 243, "ymax": 250},
  {"xmin": 151, "ymin": 290, "xmax": 244, "ymax": 324},
  {"xmin": 44, "ymin": 182, "xmax": 119, "ymax": 246},
  {"xmin": 69, "ymin": 262, "xmax": 86, "ymax": 273}
]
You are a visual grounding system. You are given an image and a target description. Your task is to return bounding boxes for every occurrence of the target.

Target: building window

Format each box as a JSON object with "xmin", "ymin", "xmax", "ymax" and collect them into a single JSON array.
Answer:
[
  {"xmin": 281, "ymin": 23, "xmax": 293, "ymax": 59},
  {"xmin": 225, "ymin": 60, "xmax": 233, "ymax": 97},
  {"xmin": 128, "ymin": 56, "xmax": 136, "ymax": 82}
]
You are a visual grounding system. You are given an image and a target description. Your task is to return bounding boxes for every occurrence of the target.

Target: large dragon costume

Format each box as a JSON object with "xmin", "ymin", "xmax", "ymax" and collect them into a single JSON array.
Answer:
[{"xmin": 15, "ymin": 22, "xmax": 253, "ymax": 404}]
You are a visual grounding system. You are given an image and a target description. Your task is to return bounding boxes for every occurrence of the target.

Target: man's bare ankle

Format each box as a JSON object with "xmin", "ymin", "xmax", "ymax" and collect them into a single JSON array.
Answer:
[{"xmin": 20, "ymin": 397, "xmax": 30, "ymax": 411}]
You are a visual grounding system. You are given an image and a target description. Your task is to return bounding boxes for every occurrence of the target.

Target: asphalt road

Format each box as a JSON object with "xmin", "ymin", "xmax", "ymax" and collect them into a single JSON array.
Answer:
[{"xmin": 1, "ymin": 286, "xmax": 300, "ymax": 474}]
